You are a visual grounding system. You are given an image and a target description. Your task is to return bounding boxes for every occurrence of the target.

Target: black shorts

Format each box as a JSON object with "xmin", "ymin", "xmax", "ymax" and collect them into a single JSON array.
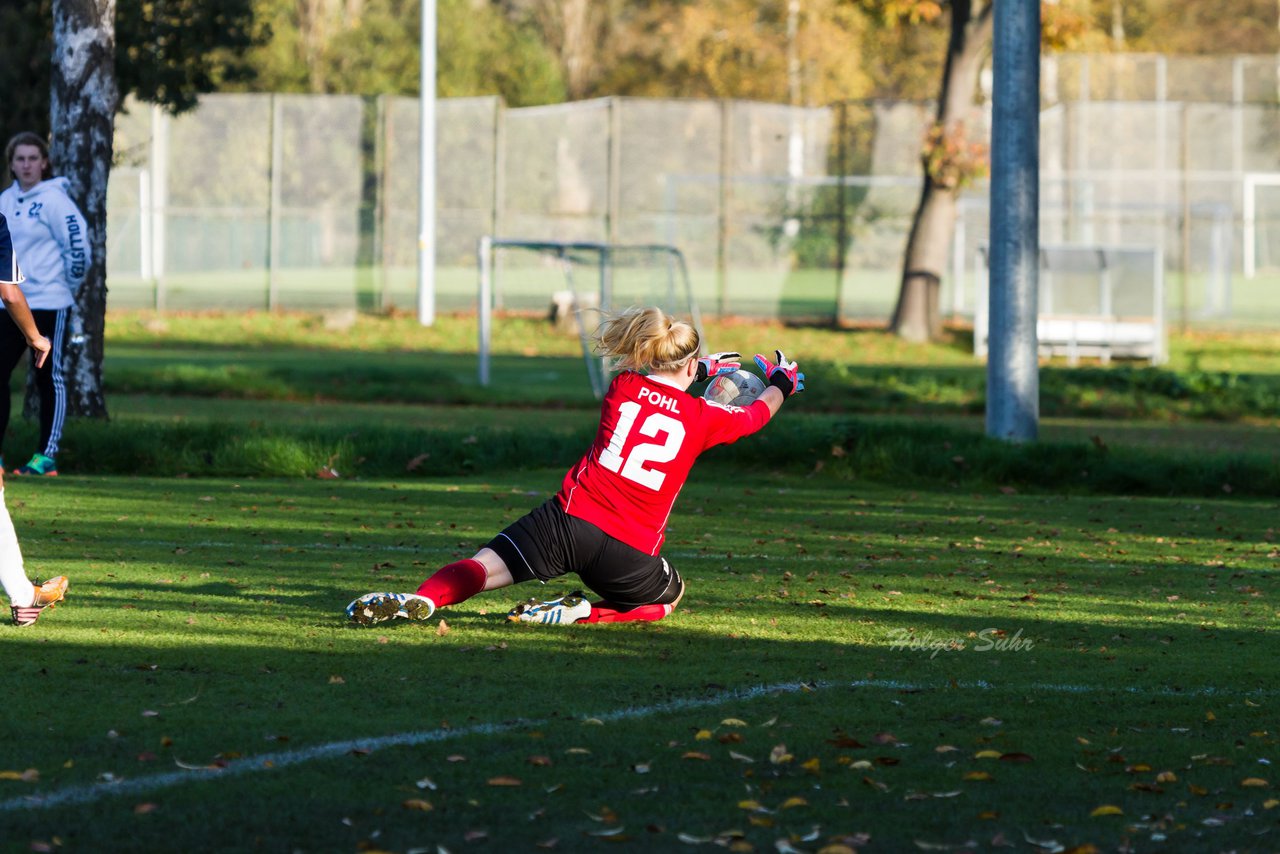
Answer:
[{"xmin": 485, "ymin": 499, "xmax": 683, "ymax": 610}]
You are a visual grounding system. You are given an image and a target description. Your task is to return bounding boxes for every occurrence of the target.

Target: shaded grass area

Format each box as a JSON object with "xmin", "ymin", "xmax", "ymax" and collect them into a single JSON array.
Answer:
[
  {"xmin": 98, "ymin": 312, "xmax": 1280, "ymax": 424},
  {"xmin": 1, "ymin": 474, "xmax": 1276, "ymax": 851},
  {"xmin": 17, "ymin": 405, "xmax": 1280, "ymax": 499}
]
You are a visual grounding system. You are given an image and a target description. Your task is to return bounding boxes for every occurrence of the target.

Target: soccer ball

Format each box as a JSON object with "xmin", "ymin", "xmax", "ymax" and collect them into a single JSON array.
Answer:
[{"xmin": 704, "ymin": 369, "xmax": 766, "ymax": 407}]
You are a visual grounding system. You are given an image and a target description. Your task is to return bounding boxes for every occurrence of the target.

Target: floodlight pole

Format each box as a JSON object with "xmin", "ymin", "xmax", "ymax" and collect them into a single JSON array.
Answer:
[
  {"xmin": 986, "ymin": 0, "xmax": 1040, "ymax": 442},
  {"xmin": 417, "ymin": 0, "xmax": 437, "ymax": 326}
]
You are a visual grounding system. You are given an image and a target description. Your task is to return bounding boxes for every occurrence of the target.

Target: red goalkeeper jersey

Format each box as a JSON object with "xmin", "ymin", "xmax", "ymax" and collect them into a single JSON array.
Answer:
[{"xmin": 557, "ymin": 371, "xmax": 772, "ymax": 555}]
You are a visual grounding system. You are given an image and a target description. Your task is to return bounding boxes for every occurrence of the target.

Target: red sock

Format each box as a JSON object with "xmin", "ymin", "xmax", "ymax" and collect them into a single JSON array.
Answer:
[
  {"xmin": 581, "ymin": 602, "xmax": 674, "ymax": 624},
  {"xmin": 415, "ymin": 559, "xmax": 486, "ymax": 607}
]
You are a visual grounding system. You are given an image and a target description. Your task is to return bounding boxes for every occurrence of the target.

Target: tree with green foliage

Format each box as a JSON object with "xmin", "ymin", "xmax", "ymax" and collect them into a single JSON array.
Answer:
[{"xmin": 238, "ymin": 0, "xmax": 565, "ymax": 105}]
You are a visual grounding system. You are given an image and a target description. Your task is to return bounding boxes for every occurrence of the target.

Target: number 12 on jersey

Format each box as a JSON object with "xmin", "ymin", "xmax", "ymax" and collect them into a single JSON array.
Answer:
[{"xmin": 597, "ymin": 400, "xmax": 687, "ymax": 490}]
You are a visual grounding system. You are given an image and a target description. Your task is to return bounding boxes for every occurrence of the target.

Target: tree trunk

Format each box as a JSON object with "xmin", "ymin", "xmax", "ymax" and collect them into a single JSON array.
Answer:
[
  {"xmin": 889, "ymin": 0, "xmax": 994, "ymax": 342},
  {"xmin": 891, "ymin": 176, "xmax": 954, "ymax": 341},
  {"xmin": 50, "ymin": 0, "xmax": 115, "ymax": 418}
]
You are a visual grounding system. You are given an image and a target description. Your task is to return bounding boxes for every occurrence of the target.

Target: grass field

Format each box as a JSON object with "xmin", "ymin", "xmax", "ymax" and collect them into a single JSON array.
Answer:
[
  {"xmin": 2, "ymin": 311, "xmax": 1280, "ymax": 851},
  {"xmin": 2, "ymin": 473, "xmax": 1277, "ymax": 852}
]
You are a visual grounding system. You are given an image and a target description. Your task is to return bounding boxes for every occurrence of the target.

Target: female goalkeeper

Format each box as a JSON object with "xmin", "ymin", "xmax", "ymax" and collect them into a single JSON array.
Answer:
[{"xmin": 347, "ymin": 305, "xmax": 804, "ymax": 627}]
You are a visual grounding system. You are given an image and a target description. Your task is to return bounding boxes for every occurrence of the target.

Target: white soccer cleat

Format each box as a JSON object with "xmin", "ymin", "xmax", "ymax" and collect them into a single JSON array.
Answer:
[
  {"xmin": 346, "ymin": 592, "xmax": 435, "ymax": 626},
  {"xmin": 507, "ymin": 591, "xmax": 592, "ymax": 625}
]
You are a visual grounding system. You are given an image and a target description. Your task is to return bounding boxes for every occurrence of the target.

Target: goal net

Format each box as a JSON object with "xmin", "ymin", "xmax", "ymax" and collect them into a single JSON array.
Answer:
[{"xmin": 477, "ymin": 238, "xmax": 704, "ymax": 398}]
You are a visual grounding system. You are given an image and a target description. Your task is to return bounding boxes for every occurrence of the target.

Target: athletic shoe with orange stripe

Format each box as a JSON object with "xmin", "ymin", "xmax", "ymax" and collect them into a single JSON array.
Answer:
[{"xmin": 11, "ymin": 575, "xmax": 68, "ymax": 626}]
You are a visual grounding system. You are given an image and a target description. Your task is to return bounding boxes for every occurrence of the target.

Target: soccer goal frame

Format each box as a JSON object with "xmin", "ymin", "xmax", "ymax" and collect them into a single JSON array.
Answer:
[
  {"xmin": 1243, "ymin": 172, "xmax": 1280, "ymax": 279},
  {"xmin": 476, "ymin": 237, "xmax": 704, "ymax": 398}
]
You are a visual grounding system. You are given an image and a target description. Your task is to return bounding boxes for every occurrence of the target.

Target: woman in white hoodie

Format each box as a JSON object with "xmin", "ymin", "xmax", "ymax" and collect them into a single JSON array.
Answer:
[{"xmin": 0, "ymin": 132, "xmax": 90, "ymax": 477}]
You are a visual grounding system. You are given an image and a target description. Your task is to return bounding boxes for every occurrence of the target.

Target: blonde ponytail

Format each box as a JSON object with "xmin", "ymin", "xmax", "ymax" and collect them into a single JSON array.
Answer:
[{"xmin": 593, "ymin": 306, "xmax": 700, "ymax": 374}]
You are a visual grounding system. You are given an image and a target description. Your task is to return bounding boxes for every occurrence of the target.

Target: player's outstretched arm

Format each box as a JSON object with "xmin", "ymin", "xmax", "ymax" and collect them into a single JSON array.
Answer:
[{"xmin": 753, "ymin": 350, "xmax": 804, "ymax": 418}]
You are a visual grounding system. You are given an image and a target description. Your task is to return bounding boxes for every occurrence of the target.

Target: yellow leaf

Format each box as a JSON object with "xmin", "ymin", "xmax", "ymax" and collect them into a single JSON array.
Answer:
[
  {"xmin": 682, "ymin": 751, "xmax": 711, "ymax": 761},
  {"xmin": 1090, "ymin": 804, "xmax": 1123, "ymax": 817},
  {"xmin": 1205, "ymin": 711, "xmax": 1216, "ymax": 721},
  {"xmin": 934, "ymin": 745, "xmax": 960, "ymax": 753},
  {"xmin": 781, "ymin": 796, "xmax": 809, "ymax": 809},
  {"xmin": 1241, "ymin": 777, "xmax": 1270, "ymax": 788},
  {"xmin": 747, "ymin": 815, "xmax": 774, "ymax": 827},
  {"xmin": 801, "ymin": 758, "xmax": 821, "ymax": 773},
  {"xmin": 974, "ymin": 750, "xmax": 1002, "ymax": 759},
  {"xmin": 963, "ymin": 771, "xmax": 992, "ymax": 781},
  {"xmin": 737, "ymin": 800, "xmax": 765, "ymax": 811},
  {"xmin": 402, "ymin": 799, "xmax": 433, "ymax": 811},
  {"xmin": 0, "ymin": 769, "xmax": 38, "ymax": 782},
  {"xmin": 721, "ymin": 718, "xmax": 748, "ymax": 727},
  {"xmin": 695, "ymin": 729, "xmax": 713, "ymax": 741},
  {"xmin": 1262, "ymin": 798, "xmax": 1279, "ymax": 809}
]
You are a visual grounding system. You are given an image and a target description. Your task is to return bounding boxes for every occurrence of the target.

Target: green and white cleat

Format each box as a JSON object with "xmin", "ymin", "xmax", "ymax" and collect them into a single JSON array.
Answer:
[
  {"xmin": 507, "ymin": 591, "xmax": 591, "ymax": 625},
  {"xmin": 346, "ymin": 592, "xmax": 435, "ymax": 626}
]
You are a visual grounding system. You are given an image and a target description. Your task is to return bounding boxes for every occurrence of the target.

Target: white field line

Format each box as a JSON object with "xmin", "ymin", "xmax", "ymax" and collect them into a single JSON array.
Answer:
[{"xmin": 3, "ymin": 677, "xmax": 1271, "ymax": 814}]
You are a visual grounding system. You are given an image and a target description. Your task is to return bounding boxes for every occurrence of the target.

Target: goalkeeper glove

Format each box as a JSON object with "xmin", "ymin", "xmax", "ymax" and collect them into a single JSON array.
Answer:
[
  {"xmin": 695, "ymin": 351, "xmax": 741, "ymax": 383},
  {"xmin": 753, "ymin": 350, "xmax": 805, "ymax": 397}
]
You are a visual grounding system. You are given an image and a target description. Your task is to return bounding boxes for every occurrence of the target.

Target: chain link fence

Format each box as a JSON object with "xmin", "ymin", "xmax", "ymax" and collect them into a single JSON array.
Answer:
[{"xmin": 105, "ymin": 52, "xmax": 1280, "ymax": 326}]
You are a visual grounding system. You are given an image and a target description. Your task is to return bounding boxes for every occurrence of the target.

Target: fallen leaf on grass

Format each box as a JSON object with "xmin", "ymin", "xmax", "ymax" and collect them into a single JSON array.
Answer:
[
  {"xmin": 1262, "ymin": 798, "xmax": 1279, "ymax": 809},
  {"xmin": 729, "ymin": 751, "xmax": 755, "ymax": 763},
  {"xmin": 585, "ymin": 827, "xmax": 626, "ymax": 838},
  {"xmin": 769, "ymin": 745, "xmax": 793, "ymax": 764},
  {"xmin": 682, "ymin": 751, "xmax": 711, "ymax": 761},
  {"xmin": 915, "ymin": 840, "xmax": 977, "ymax": 851},
  {"xmin": 974, "ymin": 750, "xmax": 1002, "ymax": 759},
  {"xmin": 1089, "ymin": 804, "xmax": 1123, "ymax": 816},
  {"xmin": 721, "ymin": 718, "xmax": 748, "ymax": 727},
  {"xmin": 436, "ymin": 619, "xmax": 450, "ymax": 636},
  {"xmin": 1022, "ymin": 830, "xmax": 1063, "ymax": 852},
  {"xmin": 999, "ymin": 752, "xmax": 1034, "ymax": 763},
  {"xmin": 0, "ymin": 769, "xmax": 39, "ymax": 782},
  {"xmin": 780, "ymin": 796, "xmax": 808, "ymax": 809},
  {"xmin": 487, "ymin": 776, "xmax": 522, "ymax": 786},
  {"xmin": 526, "ymin": 755, "xmax": 553, "ymax": 767},
  {"xmin": 133, "ymin": 803, "xmax": 158, "ymax": 815},
  {"xmin": 962, "ymin": 771, "xmax": 992, "ymax": 781},
  {"xmin": 402, "ymin": 799, "xmax": 433, "ymax": 811},
  {"xmin": 1241, "ymin": 777, "xmax": 1270, "ymax": 787},
  {"xmin": 678, "ymin": 833, "xmax": 712, "ymax": 844}
]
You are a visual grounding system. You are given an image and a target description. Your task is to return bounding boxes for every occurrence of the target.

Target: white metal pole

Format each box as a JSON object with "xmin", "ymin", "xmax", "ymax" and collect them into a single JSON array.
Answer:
[{"xmin": 418, "ymin": 0, "xmax": 437, "ymax": 326}]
